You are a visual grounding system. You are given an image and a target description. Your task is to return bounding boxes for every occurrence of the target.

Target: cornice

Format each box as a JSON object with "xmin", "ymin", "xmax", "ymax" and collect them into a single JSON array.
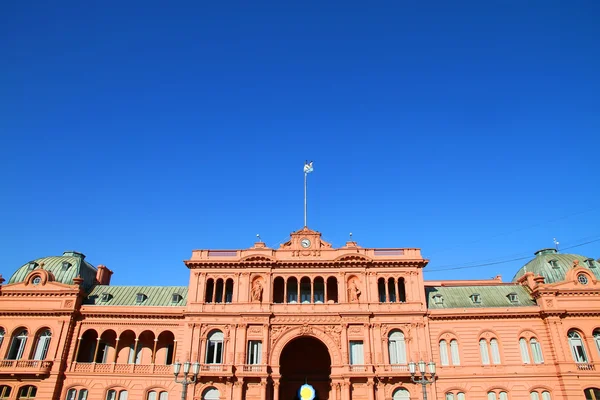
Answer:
[
  {"xmin": 0, "ymin": 310, "xmax": 75, "ymax": 317},
  {"xmin": 186, "ymin": 260, "xmax": 425, "ymax": 269},
  {"xmin": 80, "ymin": 311, "xmax": 185, "ymax": 320}
]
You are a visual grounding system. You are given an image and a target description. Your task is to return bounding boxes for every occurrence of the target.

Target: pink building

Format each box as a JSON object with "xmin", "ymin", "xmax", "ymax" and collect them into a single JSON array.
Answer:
[{"xmin": 1, "ymin": 227, "xmax": 599, "ymax": 400}]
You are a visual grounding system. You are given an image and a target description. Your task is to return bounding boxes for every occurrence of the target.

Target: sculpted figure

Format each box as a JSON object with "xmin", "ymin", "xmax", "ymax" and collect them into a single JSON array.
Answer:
[
  {"xmin": 251, "ymin": 280, "xmax": 263, "ymax": 302},
  {"xmin": 349, "ymin": 280, "xmax": 361, "ymax": 302}
]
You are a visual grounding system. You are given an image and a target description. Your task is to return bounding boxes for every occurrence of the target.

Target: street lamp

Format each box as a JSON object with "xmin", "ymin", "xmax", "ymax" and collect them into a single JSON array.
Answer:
[
  {"xmin": 173, "ymin": 360, "xmax": 200, "ymax": 400},
  {"xmin": 408, "ymin": 360, "xmax": 436, "ymax": 400}
]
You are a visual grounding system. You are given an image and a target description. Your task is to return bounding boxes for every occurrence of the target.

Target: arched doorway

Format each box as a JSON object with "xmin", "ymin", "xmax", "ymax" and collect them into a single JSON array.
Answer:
[{"xmin": 280, "ymin": 336, "xmax": 331, "ymax": 400}]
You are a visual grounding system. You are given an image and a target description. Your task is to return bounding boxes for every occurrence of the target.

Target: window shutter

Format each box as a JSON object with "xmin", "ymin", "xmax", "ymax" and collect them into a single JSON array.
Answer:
[
  {"xmin": 480, "ymin": 339, "xmax": 490, "ymax": 365},
  {"xmin": 530, "ymin": 339, "xmax": 544, "ymax": 364},
  {"xmin": 450, "ymin": 340, "xmax": 461, "ymax": 365},
  {"xmin": 490, "ymin": 339, "xmax": 501, "ymax": 364},
  {"xmin": 439, "ymin": 340, "xmax": 449, "ymax": 366},
  {"xmin": 519, "ymin": 338, "xmax": 531, "ymax": 364}
]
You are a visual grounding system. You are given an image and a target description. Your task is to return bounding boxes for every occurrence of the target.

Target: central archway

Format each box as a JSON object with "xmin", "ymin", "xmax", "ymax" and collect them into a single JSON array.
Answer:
[{"xmin": 280, "ymin": 336, "xmax": 331, "ymax": 400}]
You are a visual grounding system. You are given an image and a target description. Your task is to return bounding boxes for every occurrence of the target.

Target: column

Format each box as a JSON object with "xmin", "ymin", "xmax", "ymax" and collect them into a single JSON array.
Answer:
[
  {"xmin": 324, "ymin": 278, "xmax": 328, "ymax": 303},
  {"xmin": 152, "ymin": 338, "xmax": 158, "ymax": 364},
  {"xmin": 284, "ymin": 278, "xmax": 288, "ymax": 303},
  {"xmin": 132, "ymin": 339, "xmax": 139, "ymax": 364},
  {"xmin": 113, "ymin": 338, "xmax": 120, "ymax": 363},
  {"xmin": 367, "ymin": 379, "xmax": 375, "ymax": 400},
  {"xmin": 233, "ymin": 381, "xmax": 243, "ymax": 399},
  {"xmin": 311, "ymin": 278, "xmax": 314, "ymax": 303},
  {"xmin": 92, "ymin": 337, "xmax": 101, "ymax": 363},
  {"xmin": 273, "ymin": 380, "xmax": 280, "ymax": 400},
  {"xmin": 260, "ymin": 378, "xmax": 267, "ymax": 400},
  {"xmin": 73, "ymin": 337, "xmax": 82, "ymax": 363},
  {"xmin": 296, "ymin": 276, "xmax": 300, "ymax": 303},
  {"xmin": 341, "ymin": 381, "xmax": 351, "ymax": 400},
  {"xmin": 384, "ymin": 277, "xmax": 389, "ymax": 303},
  {"xmin": 363, "ymin": 324, "xmax": 372, "ymax": 365},
  {"xmin": 341, "ymin": 324, "xmax": 349, "ymax": 364}
]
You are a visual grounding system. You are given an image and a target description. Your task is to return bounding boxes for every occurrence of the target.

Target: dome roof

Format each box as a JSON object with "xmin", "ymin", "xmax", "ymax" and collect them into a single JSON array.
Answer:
[
  {"xmin": 8, "ymin": 251, "xmax": 98, "ymax": 290},
  {"xmin": 512, "ymin": 248, "xmax": 600, "ymax": 284}
]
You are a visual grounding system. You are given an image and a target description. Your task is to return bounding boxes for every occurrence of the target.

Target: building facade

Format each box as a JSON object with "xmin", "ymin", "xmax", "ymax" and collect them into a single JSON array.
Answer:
[{"xmin": 1, "ymin": 227, "xmax": 600, "ymax": 400}]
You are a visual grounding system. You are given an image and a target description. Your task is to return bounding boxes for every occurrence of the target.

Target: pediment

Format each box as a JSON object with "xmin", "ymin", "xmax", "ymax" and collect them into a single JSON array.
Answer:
[
  {"xmin": 335, "ymin": 253, "xmax": 372, "ymax": 262},
  {"xmin": 543, "ymin": 268, "xmax": 599, "ymax": 291},
  {"xmin": 239, "ymin": 254, "xmax": 275, "ymax": 263},
  {"xmin": 280, "ymin": 226, "xmax": 332, "ymax": 250},
  {"xmin": 2, "ymin": 269, "xmax": 78, "ymax": 292}
]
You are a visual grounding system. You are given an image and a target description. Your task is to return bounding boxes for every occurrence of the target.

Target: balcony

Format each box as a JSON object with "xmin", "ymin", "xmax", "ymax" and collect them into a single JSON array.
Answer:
[
  {"xmin": 71, "ymin": 363, "xmax": 173, "ymax": 375},
  {"xmin": 376, "ymin": 364, "xmax": 410, "ymax": 376},
  {"xmin": 0, "ymin": 360, "xmax": 53, "ymax": 376},
  {"xmin": 199, "ymin": 364, "xmax": 234, "ymax": 376},
  {"xmin": 344, "ymin": 364, "xmax": 374, "ymax": 377},
  {"xmin": 236, "ymin": 364, "xmax": 268, "ymax": 376}
]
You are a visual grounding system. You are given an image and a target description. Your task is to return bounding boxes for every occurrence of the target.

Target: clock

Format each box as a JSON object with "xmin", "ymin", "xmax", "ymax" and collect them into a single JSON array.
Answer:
[{"xmin": 300, "ymin": 238, "xmax": 311, "ymax": 248}]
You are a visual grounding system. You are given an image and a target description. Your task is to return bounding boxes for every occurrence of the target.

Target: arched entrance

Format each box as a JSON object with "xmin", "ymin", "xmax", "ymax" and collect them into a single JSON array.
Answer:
[{"xmin": 279, "ymin": 336, "xmax": 331, "ymax": 400}]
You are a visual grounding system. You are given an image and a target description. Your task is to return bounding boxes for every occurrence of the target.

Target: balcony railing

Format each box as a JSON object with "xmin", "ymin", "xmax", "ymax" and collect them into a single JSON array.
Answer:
[
  {"xmin": 377, "ymin": 364, "xmax": 410, "ymax": 373},
  {"xmin": 0, "ymin": 360, "xmax": 53, "ymax": 375},
  {"xmin": 347, "ymin": 364, "xmax": 374, "ymax": 374},
  {"xmin": 199, "ymin": 364, "xmax": 233, "ymax": 375},
  {"xmin": 71, "ymin": 363, "xmax": 173, "ymax": 375},
  {"xmin": 576, "ymin": 363, "xmax": 595, "ymax": 371}
]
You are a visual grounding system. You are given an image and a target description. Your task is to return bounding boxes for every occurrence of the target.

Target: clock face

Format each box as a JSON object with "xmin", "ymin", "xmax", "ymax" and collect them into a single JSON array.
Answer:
[{"xmin": 300, "ymin": 238, "xmax": 311, "ymax": 248}]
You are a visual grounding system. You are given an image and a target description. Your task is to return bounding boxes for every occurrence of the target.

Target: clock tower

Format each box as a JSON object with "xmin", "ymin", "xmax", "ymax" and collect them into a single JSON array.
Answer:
[{"xmin": 279, "ymin": 226, "xmax": 332, "ymax": 251}]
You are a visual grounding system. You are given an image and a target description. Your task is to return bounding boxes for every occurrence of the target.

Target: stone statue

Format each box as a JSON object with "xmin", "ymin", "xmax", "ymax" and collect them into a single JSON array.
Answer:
[
  {"xmin": 349, "ymin": 280, "xmax": 361, "ymax": 302},
  {"xmin": 251, "ymin": 280, "xmax": 263, "ymax": 302}
]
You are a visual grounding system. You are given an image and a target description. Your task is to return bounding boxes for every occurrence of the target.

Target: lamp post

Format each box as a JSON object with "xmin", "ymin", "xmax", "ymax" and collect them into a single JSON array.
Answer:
[
  {"xmin": 173, "ymin": 360, "xmax": 200, "ymax": 400},
  {"xmin": 408, "ymin": 360, "xmax": 436, "ymax": 400}
]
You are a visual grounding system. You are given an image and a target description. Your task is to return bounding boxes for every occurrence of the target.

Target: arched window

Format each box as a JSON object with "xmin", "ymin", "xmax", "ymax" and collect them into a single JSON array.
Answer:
[
  {"xmin": 205, "ymin": 279, "xmax": 214, "ymax": 303},
  {"xmin": 488, "ymin": 392, "xmax": 507, "ymax": 400},
  {"xmin": 326, "ymin": 276, "xmax": 338, "ymax": 303},
  {"xmin": 585, "ymin": 388, "xmax": 600, "ymax": 400},
  {"xmin": 392, "ymin": 388, "xmax": 410, "ymax": 400},
  {"xmin": 314, "ymin": 277, "xmax": 325, "ymax": 303},
  {"xmin": 0, "ymin": 386, "xmax": 11, "ymax": 400},
  {"xmin": 388, "ymin": 331, "xmax": 406, "ymax": 364},
  {"xmin": 66, "ymin": 388, "xmax": 88, "ymax": 400},
  {"xmin": 273, "ymin": 277, "xmax": 284, "ymax": 304},
  {"xmin": 0, "ymin": 328, "xmax": 5, "ymax": 349},
  {"xmin": 439, "ymin": 340, "xmax": 449, "ymax": 366},
  {"xmin": 530, "ymin": 338, "xmax": 543, "ymax": 363},
  {"xmin": 398, "ymin": 277, "xmax": 406, "ymax": 302},
  {"xmin": 593, "ymin": 329, "xmax": 600, "ymax": 356},
  {"xmin": 202, "ymin": 387, "xmax": 220, "ymax": 400},
  {"xmin": 17, "ymin": 386, "xmax": 37, "ymax": 399},
  {"xmin": 300, "ymin": 277, "xmax": 311, "ymax": 303},
  {"xmin": 388, "ymin": 278, "xmax": 397, "ymax": 302},
  {"xmin": 480, "ymin": 338, "xmax": 500, "ymax": 365},
  {"xmin": 32, "ymin": 329, "xmax": 51, "ymax": 360},
  {"xmin": 378, "ymin": 278, "xmax": 386, "ymax": 302},
  {"xmin": 106, "ymin": 389, "xmax": 128, "ymax": 400},
  {"xmin": 480, "ymin": 339, "xmax": 490, "ymax": 365},
  {"xmin": 568, "ymin": 331, "xmax": 588, "ymax": 363},
  {"xmin": 225, "ymin": 279, "xmax": 234, "ymax": 303},
  {"xmin": 146, "ymin": 390, "xmax": 168, "ymax": 400},
  {"xmin": 446, "ymin": 393, "xmax": 465, "ymax": 400},
  {"xmin": 450, "ymin": 340, "xmax": 460, "ymax": 365},
  {"xmin": 206, "ymin": 331, "xmax": 224, "ymax": 364},
  {"xmin": 519, "ymin": 338, "xmax": 531, "ymax": 364},
  {"xmin": 530, "ymin": 391, "xmax": 551, "ymax": 400},
  {"xmin": 214, "ymin": 279, "xmax": 224, "ymax": 303},
  {"xmin": 287, "ymin": 277, "xmax": 298, "ymax": 303},
  {"xmin": 7, "ymin": 329, "xmax": 28, "ymax": 360}
]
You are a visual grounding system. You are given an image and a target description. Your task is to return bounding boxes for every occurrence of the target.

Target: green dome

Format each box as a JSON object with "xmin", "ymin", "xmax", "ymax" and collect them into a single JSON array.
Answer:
[
  {"xmin": 8, "ymin": 251, "xmax": 98, "ymax": 290},
  {"xmin": 512, "ymin": 248, "xmax": 600, "ymax": 284}
]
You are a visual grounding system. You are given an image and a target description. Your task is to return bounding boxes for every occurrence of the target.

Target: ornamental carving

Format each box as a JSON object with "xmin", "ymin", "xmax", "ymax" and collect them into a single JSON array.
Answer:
[
  {"xmin": 545, "ymin": 299, "xmax": 554, "ymax": 308},
  {"xmin": 270, "ymin": 325, "xmax": 291, "ymax": 345},
  {"xmin": 348, "ymin": 326, "xmax": 362, "ymax": 335},
  {"xmin": 300, "ymin": 323, "xmax": 314, "ymax": 335},
  {"xmin": 323, "ymin": 325, "xmax": 342, "ymax": 348},
  {"xmin": 248, "ymin": 326, "xmax": 263, "ymax": 335}
]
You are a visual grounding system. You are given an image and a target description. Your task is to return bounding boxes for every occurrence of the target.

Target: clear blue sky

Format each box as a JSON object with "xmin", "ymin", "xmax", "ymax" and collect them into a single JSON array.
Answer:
[{"xmin": 1, "ymin": 1, "xmax": 599, "ymax": 286}]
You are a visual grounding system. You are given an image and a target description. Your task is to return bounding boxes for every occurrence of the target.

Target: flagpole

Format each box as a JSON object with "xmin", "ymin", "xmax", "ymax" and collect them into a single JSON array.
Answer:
[{"xmin": 304, "ymin": 171, "xmax": 307, "ymax": 227}]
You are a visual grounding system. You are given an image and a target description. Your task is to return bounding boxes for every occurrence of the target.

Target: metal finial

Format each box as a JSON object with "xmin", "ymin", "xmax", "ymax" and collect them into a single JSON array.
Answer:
[
  {"xmin": 553, "ymin": 238, "xmax": 560, "ymax": 251},
  {"xmin": 256, "ymin": 234, "xmax": 262, "ymax": 242}
]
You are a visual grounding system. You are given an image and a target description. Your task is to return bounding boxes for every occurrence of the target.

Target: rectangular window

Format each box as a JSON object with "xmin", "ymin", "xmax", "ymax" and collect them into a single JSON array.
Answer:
[
  {"xmin": 247, "ymin": 341, "xmax": 262, "ymax": 365},
  {"xmin": 439, "ymin": 340, "xmax": 449, "ymax": 366},
  {"xmin": 480, "ymin": 339, "xmax": 490, "ymax": 365},
  {"xmin": 450, "ymin": 340, "xmax": 461, "ymax": 365},
  {"xmin": 349, "ymin": 341, "xmax": 364, "ymax": 365},
  {"xmin": 519, "ymin": 338, "xmax": 531, "ymax": 364}
]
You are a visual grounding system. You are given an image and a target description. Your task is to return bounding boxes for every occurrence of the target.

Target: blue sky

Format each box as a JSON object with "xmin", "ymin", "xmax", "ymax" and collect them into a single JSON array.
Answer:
[{"xmin": 1, "ymin": 1, "xmax": 599, "ymax": 286}]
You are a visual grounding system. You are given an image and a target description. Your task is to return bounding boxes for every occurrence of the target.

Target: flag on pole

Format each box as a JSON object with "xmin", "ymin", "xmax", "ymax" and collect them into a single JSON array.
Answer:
[{"xmin": 304, "ymin": 161, "xmax": 314, "ymax": 174}]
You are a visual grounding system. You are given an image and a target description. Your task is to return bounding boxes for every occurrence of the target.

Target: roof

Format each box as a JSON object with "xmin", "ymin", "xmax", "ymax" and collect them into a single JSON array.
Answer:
[
  {"xmin": 425, "ymin": 285, "xmax": 536, "ymax": 309},
  {"xmin": 84, "ymin": 285, "xmax": 188, "ymax": 306},
  {"xmin": 512, "ymin": 249, "xmax": 600, "ymax": 284},
  {"xmin": 8, "ymin": 251, "xmax": 98, "ymax": 290}
]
